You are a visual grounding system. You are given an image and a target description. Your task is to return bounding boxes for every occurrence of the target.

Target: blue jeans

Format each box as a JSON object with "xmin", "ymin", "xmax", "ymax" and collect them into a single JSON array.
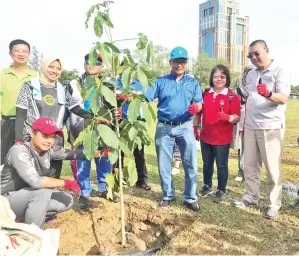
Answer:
[
  {"xmin": 155, "ymin": 121, "xmax": 198, "ymax": 203},
  {"xmin": 200, "ymin": 140, "xmax": 230, "ymax": 192},
  {"xmin": 72, "ymin": 145, "xmax": 112, "ymax": 197}
]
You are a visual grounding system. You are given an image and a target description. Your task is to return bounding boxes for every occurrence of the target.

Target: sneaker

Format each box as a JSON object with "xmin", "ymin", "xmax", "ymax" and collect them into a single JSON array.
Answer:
[
  {"xmin": 183, "ymin": 201, "xmax": 201, "ymax": 212},
  {"xmin": 265, "ymin": 207, "xmax": 279, "ymax": 219},
  {"xmin": 199, "ymin": 185, "xmax": 213, "ymax": 197},
  {"xmin": 94, "ymin": 191, "xmax": 120, "ymax": 203},
  {"xmin": 235, "ymin": 175, "xmax": 244, "ymax": 182},
  {"xmin": 79, "ymin": 196, "xmax": 92, "ymax": 209},
  {"xmin": 233, "ymin": 199, "xmax": 258, "ymax": 208},
  {"xmin": 171, "ymin": 167, "xmax": 180, "ymax": 175},
  {"xmin": 159, "ymin": 200, "xmax": 172, "ymax": 208},
  {"xmin": 213, "ymin": 190, "xmax": 226, "ymax": 203}
]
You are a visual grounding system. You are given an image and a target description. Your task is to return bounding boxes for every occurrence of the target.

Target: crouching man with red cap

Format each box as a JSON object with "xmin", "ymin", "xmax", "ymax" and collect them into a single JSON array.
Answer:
[{"xmin": 0, "ymin": 117, "xmax": 101, "ymax": 228}]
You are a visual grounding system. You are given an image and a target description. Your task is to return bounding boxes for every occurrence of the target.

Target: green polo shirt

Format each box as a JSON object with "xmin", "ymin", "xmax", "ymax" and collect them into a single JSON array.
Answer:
[{"xmin": 0, "ymin": 66, "xmax": 38, "ymax": 117}]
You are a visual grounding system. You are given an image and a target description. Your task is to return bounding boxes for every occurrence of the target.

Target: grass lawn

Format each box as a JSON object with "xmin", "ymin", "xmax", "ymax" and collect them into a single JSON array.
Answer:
[{"xmin": 61, "ymin": 99, "xmax": 299, "ymax": 254}]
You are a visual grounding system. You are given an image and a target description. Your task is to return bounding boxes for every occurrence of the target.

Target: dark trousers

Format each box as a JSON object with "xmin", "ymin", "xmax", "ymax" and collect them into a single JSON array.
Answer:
[
  {"xmin": 1, "ymin": 118, "xmax": 15, "ymax": 165},
  {"xmin": 118, "ymin": 145, "xmax": 148, "ymax": 185},
  {"xmin": 51, "ymin": 136, "xmax": 64, "ymax": 178},
  {"xmin": 200, "ymin": 140, "xmax": 230, "ymax": 192}
]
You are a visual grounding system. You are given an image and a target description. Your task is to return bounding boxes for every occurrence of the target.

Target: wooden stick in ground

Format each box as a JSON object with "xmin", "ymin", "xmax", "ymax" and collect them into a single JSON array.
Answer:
[{"xmin": 113, "ymin": 86, "xmax": 126, "ymax": 246}]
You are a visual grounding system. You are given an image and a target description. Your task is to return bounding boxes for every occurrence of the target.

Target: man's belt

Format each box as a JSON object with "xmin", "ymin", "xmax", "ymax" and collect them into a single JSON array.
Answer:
[
  {"xmin": 1, "ymin": 115, "xmax": 16, "ymax": 120},
  {"xmin": 158, "ymin": 119, "xmax": 191, "ymax": 126}
]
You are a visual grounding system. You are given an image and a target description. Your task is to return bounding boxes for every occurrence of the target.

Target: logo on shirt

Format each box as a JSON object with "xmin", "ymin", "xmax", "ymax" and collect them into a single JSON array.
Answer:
[
  {"xmin": 220, "ymin": 100, "xmax": 225, "ymax": 105},
  {"xmin": 43, "ymin": 95, "xmax": 55, "ymax": 106}
]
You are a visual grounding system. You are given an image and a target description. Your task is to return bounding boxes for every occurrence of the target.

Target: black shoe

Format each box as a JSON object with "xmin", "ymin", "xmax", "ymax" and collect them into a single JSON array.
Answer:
[
  {"xmin": 136, "ymin": 183, "xmax": 151, "ymax": 191},
  {"xmin": 199, "ymin": 185, "xmax": 213, "ymax": 197},
  {"xmin": 79, "ymin": 196, "xmax": 92, "ymax": 209},
  {"xmin": 159, "ymin": 200, "xmax": 172, "ymax": 208},
  {"xmin": 184, "ymin": 201, "xmax": 201, "ymax": 212},
  {"xmin": 213, "ymin": 190, "xmax": 226, "ymax": 203},
  {"xmin": 95, "ymin": 191, "xmax": 120, "ymax": 203}
]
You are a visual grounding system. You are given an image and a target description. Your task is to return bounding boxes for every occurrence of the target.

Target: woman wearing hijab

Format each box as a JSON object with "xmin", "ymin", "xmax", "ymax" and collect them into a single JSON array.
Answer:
[{"xmin": 15, "ymin": 57, "xmax": 67, "ymax": 178}]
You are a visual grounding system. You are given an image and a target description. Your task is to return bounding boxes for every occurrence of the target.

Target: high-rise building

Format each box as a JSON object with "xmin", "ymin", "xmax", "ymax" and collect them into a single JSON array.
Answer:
[{"xmin": 198, "ymin": 0, "xmax": 249, "ymax": 72}]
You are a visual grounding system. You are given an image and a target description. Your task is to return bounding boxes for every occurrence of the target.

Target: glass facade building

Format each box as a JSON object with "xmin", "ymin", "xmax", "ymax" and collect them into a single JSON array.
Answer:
[{"xmin": 198, "ymin": 0, "xmax": 249, "ymax": 72}]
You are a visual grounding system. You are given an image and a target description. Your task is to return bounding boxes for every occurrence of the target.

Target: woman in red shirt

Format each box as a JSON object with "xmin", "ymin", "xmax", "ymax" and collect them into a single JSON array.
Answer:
[{"xmin": 193, "ymin": 64, "xmax": 241, "ymax": 203}]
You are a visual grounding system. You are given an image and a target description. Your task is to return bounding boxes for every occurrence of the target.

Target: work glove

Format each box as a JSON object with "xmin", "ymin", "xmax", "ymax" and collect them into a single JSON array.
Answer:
[
  {"xmin": 14, "ymin": 140, "xmax": 23, "ymax": 144},
  {"xmin": 113, "ymin": 108, "xmax": 122, "ymax": 120},
  {"xmin": 217, "ymin": 106, "xmax": 230, "ymax": 122},
  {"xmin": 193, "ymin": 126, "xmax": 200, "ymax": 140},
  {"xmin": 63, "ymin": 179, "xmax": 81, "ymax": 195},
  {"xmin": 257, "ymin": 78, "xmax": 271, "ymax": 98},
  {"xmin": 117, "ymin": 94, "xmax": 128, "ymax": 102},
  {"xmin": 188, "ymin": 103, "xmax": 200, "ymax": 115}
]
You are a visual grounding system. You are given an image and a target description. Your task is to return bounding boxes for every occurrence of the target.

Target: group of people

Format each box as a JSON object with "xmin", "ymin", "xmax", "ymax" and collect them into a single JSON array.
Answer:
[{"xmin": 0, "ymin": 37, "xmax": 291, "ymax": 229}]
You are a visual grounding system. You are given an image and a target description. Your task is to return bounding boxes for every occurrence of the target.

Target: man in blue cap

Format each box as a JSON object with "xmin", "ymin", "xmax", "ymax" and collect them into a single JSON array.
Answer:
[{"xmin": 145, "ymin": 46, "xmax": 203, "ymax": 211}]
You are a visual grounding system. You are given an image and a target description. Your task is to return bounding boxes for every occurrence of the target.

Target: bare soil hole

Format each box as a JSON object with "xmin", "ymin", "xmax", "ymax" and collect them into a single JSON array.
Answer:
[{"xmin": 53, "ymin": 195, "xmax": 197, "ymax": 255}]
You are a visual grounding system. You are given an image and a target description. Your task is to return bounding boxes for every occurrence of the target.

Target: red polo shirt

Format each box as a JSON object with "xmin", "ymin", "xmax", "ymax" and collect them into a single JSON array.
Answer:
[{"xmin": 200, "ymin": 88, "xmax": 241, "ymax": 145}]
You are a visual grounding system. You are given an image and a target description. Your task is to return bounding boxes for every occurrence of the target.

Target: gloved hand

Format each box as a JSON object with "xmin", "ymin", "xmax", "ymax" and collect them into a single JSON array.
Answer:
[
  {"xmin": 103, "ymin": 147, "xmax": 110, "ymax": 157},
  {"xmin": 188, "ymin": 103, "xmax": 200, "ymax": 115},
  {"xmin": 98, "ymin": 119, "xmax": 111, "ymax": 125},
  {"xmin": 63, "ymin": 179, "xmax": 81, "ymax": 195},
  {"xmin": 193, "ymin": 126, "xmax": 200, "ymax": 140},
  {"xmin": 217, "ymin": 107, "xmax": 230, "ymax": 122},
  {"xmin": 257, "ymin": 78, "xmax": 270, "ymax": 98},
  {"xmin": 14, "ymin": 140, "xmax": 23, "ymax": 144},
  {"xmin": 117, "ymin": 94, "xmax": 128, "ymax": 102}
]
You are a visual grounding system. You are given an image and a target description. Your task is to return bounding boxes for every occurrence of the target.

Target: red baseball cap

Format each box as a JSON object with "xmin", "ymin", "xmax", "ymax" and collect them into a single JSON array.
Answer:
[{"xmin": 31, "ymin": 118, "xmax": 64, "ymax": 137}]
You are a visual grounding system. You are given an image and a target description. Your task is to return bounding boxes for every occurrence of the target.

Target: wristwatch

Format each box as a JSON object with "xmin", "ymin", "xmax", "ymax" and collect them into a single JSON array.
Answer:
[{"xmin": 266, "ymin": 91, "xmax": 272, "ymax": 98}]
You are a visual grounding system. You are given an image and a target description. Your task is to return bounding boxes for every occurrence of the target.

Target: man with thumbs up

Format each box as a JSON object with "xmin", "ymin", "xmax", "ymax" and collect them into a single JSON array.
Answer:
[{"xmin": 234, "ymin": 40, "xmax": 290, "ymax": 219}]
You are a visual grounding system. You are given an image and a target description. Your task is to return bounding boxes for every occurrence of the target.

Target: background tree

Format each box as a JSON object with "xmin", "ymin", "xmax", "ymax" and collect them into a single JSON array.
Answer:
[
  {"xmin": 192, "ymin": 53, "xmax": 241, "ymax": 89},
  {"xmin": 59, "ymin": 69, "xmax": 80, "ymax": 82},
  {"xmin": 28, "ymin": 46, "xmax": 42, "ymax": 71},
  {"xmin": 133, "ymin": 44, "xmax": 170, "ymax": 77}
]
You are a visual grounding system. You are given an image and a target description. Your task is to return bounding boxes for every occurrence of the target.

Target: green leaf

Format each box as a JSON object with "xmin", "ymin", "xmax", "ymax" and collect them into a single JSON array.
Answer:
[
  {"xmin": 106, "ymin": 173, "xmax": 115, "ymax": 200},
  {"xmin": 90, "ymin": 88, "xmax": 101, "ymax": 115},
  {"xmin": 83, "ymin": 130, "xmax": 98, "ymax": 160},
  {"xmin": 104, "ymin": 42, "xmax": 120, "ymax": 53},
  {"xmin": 121, "ymin": 67, "xmax": 132, "ymax": 89},
  {"xmin": 136, "ymin": 33, "xmax": 148, "ymax": 50},
  {"xmin": 140, "ymin": 102, "xmax": 152, "ymax": 124},
  {"xmin": 112, "ymin": 54, "xmax": 120, "ymax": 78},
  {"xmin": 136, "ymin": 67, "xmax": 148, "ymax": 89},
  {"xmin": 97, "ymin": 108, "xmax": 112, "ymax": 121},
  {"xmin": 98, "ymin": 124, "xmax": 119, "ymax": 148},
  {"xmin": 119, "ymin": 138, "xmax": 131, "ymax": 155},
  {"xmin": 128, "ymin": 126, "xmax": 138, "ymax": 141},
  {"xmin": 93, "ymin": 14, "xmax": 103, "ymax": 38},
  {"xmin": 85, "ymin": 76, "xmax": 97, "ymax": 89},
  {"xmin": 147, "ymin": 102, "xmax": 157, "ymax": 121},
  {"xmin": 135, "ymin": 136, "xmax": 143, "ymax": 150},
  {"xmin": 146, "ymin": 41, "xmax": 153, "ymax": 63},
  {"xmin": 88, "ymin": 47, "xmax": 98, "ymax": 67},
  {"xmin": 127, "ymin": 98, "xmax": 141, "ymax": 123},
  {"xmin": 81, "ymin": 86, "xmax": 94, "ymax": 102},
  {"xmin": 101, "ymin": 13, "xmax": 114, "ymax": 28},
  {"xmin": 123, "ymin": 160, "xmax": 138, "ymax": 186},
  {"xmin": 101, "ymin": 84, "xmax": 116, "ymax": 107},
  {"xmin": 73, "ymin": 129, "xmax": 87, "ymax": 148},
  {"xmin": 108, "ymin": 148, "xmax": 119, "ymax": 165},
  {"xmin": 99, "ymin": 43, "xmax": 111, "ymax": 67}
]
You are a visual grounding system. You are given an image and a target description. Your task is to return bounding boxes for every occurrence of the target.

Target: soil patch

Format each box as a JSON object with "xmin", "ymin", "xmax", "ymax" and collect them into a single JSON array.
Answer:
[{"xmin": 49, "ymin": 193, "xmax": 197, "ymax": 255}]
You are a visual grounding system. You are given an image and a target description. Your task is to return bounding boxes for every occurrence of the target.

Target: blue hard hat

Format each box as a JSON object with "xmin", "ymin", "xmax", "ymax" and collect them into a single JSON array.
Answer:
[{"xmin": 170, "ymin": 46, "xmax": 189, "ymax": 60}]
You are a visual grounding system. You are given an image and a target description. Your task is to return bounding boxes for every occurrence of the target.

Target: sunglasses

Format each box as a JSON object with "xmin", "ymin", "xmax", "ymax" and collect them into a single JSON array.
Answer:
[
  {"xmin": 247, "ymin": 52, "xmax": 260, "ymax": 59},
  {"xmin": 85, "ymin": 59, "xmax": 103, "ymax": 66}
]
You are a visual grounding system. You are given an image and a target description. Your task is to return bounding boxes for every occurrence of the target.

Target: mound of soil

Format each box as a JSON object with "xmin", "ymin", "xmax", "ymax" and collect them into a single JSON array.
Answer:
[{"xmin": 49, "ymin": 192, "xmax": 197, "ymax": 255}]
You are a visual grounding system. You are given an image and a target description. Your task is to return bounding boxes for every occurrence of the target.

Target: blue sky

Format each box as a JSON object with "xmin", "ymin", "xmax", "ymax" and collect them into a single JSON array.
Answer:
[{"xmin": 0, "ymin": 0, "xmax": 298, "ymax": 84}]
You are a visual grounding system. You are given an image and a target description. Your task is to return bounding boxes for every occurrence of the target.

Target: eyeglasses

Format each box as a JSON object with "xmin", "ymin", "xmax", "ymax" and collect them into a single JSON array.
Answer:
[
  {"xmin": 12, "ymin": 49, "xmax": 29, "ymax": 54},
  {"xmin": 213, "ymin": 75, "xmax": 226, "ymax": 80},
  {"xmin": 247, "ymin": 52, "xmax": 260, "ymax": 59},
  {"xmin": 85, "ymin": 59, "xmax": 103, "ymax": 66},
  {"xmin": 172, "ymin": 60, "xmax": 187, "ymax": 65}
]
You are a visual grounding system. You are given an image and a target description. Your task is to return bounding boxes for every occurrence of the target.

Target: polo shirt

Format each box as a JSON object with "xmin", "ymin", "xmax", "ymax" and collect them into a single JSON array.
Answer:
[
  {"xmin": 145, "ymin": 72, "xmax": 202, "ymax": 122},
  {"xmin": 0, "ymin": 66, "xmax": 38, "ymax": 117},
  {"xmin": 244, "ymin": 60, "xmax": 290, "ymax": 130},
  {"xmin": 116, "ymin": 76, "xmax": 144, "ymax": 120},
  {"xmin": 200, "ymin": 88, "xmax": 241, "ymax": 145}
]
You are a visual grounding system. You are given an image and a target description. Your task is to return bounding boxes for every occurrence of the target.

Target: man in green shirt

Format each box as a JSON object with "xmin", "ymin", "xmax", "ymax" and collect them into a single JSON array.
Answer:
[{"xmin": 0, "ymin": 39, "xmax": 38, "ymax": 165}]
